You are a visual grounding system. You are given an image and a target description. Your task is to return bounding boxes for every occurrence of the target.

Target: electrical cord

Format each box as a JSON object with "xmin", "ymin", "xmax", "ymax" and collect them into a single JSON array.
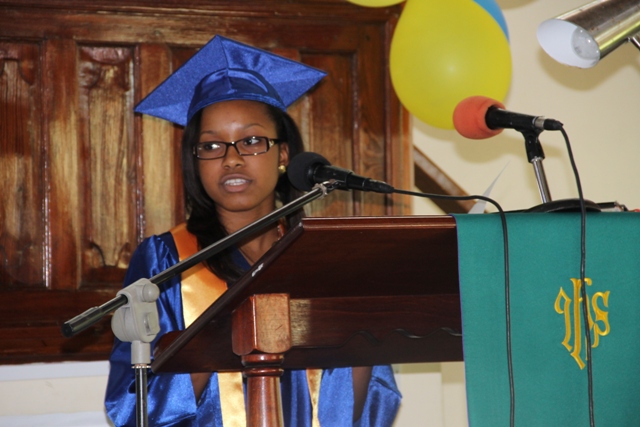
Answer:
[
  {"xmin": 559, "ymin": 126, "xmax": 594, "ymax": 427},
  {"xmin": 392, "ymin": 189, "xmax": 515, "ymax": 426}
]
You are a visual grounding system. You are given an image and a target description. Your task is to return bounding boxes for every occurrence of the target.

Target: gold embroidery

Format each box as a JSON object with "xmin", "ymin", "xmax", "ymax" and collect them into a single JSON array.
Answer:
[
  {"xmin": 591, "ymin": 290, "xmax": 610, "ymax": 347},
  {"xmin": 554, "ymin": 287, "xmax": 573, "ymax": 352},
  {"xmin": 555, "ymin": 278, "xmax": 611, "ymax": 369}
]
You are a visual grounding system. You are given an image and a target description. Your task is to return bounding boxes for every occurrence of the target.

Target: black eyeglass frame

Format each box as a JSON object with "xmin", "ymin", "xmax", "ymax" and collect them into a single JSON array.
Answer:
[{"xmin": 193, "ymin": 136, "xmax": 282, "ymax": 160}]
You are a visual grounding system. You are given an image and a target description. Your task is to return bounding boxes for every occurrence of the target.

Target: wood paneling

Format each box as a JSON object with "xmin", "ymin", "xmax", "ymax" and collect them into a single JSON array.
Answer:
[
  {"xmin": 79, "ymin": 45, "xmax": 136, "ymax": 287},
  {"xmin": 0, "ymin": 41, "xmax": 44, "ymax": 288}
]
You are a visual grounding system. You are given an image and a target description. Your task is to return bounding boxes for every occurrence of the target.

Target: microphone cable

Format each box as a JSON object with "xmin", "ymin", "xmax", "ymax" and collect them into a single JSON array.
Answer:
[
  {"xmin": 558, "ymin": 126, "xmax": 594, "ymax": 427},
  {"xmin": 391, "ymin": 189, "xmax": 516, "ymax": 427}
]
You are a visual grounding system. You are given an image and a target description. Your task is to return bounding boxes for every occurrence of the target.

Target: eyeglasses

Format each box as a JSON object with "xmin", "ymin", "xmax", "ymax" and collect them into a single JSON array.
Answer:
[{"xmin": 193, "ymin": 136, "xmax": 282, "ymax": 160}]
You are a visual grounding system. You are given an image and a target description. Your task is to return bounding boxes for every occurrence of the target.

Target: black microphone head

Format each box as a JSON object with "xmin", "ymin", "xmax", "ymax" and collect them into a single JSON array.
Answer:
[{"xmin": 288, "ymin": 152, "xmax": 330, "ymax": 191}]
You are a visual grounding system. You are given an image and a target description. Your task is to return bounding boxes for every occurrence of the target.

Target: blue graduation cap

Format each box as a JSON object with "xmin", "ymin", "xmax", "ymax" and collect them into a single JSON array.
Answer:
[{"xmin": 135, "ymin": 35, "xmax": 327, "ymax": 126}]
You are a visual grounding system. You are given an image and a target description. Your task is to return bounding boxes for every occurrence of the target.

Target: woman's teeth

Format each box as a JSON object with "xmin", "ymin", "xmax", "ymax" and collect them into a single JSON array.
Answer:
[{"xmin": 225, "ymin": 179, "xmax": 248, "ymax": 186}]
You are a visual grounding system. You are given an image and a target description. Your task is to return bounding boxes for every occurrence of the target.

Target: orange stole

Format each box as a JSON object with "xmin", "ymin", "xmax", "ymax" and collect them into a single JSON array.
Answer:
[
  {"xmin": 169, "ymin": 223, "xmax": 322, "ymax": 426},
  {"xmin": 171, "ymin": 223, "xmax": 244, "ymax": 427}
]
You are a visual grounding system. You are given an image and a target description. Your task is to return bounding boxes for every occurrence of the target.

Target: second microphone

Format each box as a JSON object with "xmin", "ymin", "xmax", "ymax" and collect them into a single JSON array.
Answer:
[{"xmin": 288, "ymin": 152, "xmax": 395, "ymax": 194}]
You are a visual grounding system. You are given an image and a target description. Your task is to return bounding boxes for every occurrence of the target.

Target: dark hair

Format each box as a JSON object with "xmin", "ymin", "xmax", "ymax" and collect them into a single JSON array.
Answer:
[{"xmin": 181, "ymin": 103, "xmax": 305, "ymax": 282}]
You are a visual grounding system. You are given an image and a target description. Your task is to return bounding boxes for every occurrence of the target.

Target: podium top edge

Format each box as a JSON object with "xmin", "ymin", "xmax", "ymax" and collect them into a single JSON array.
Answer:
[{"xmin": 300, "ymin": 215, "xmax": 456, "ymax": 230}]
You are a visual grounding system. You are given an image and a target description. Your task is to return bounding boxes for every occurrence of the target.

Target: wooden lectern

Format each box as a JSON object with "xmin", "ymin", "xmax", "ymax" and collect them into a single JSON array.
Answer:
[{"xmin": 152, "ymin": 216, "xmax": 463, "ymax": 425}]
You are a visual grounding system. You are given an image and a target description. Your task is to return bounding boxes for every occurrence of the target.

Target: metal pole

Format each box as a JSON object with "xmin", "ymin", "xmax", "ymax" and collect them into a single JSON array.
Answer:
[
  {"xmin": 531, "ymin": 157, "xmax": 552, "ymax": 204},
  {"xmin": 135, "ymin": 364, "xmax": 149, "ymax": 427}
]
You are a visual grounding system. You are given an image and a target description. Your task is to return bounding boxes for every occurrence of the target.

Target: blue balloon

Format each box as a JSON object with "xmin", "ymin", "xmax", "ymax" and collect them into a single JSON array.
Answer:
[{"xmin": 474, "ymin": 0, "xmax": 509, "ymax": 41}]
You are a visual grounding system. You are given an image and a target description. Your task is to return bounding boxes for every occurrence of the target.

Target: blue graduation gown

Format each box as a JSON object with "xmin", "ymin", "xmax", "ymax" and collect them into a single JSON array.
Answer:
[{"xmin": 105, "ymin": 232, "xmax": 401, "ymax": 426}]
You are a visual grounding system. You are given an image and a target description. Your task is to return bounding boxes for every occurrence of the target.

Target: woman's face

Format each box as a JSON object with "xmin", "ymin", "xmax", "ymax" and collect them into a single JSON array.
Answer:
[{"xmin": 197, "ymin": 100, "xmax": 289, "ymax": 219}]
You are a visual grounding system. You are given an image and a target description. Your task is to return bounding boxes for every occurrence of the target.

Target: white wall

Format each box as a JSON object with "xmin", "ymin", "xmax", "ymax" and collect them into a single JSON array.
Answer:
[
  {"xmin": 0, "ymin": 361, "xmax": 112, "ymax": 426},
  {"xmin": 2, "ymin": 1, "xmax": 639, "ymax": 425}
]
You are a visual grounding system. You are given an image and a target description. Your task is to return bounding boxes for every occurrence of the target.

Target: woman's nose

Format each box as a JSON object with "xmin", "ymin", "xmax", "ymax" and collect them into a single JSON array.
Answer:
[{"xmin": 221, "ymin": 143, "xmax": 244, "ymax": 167}]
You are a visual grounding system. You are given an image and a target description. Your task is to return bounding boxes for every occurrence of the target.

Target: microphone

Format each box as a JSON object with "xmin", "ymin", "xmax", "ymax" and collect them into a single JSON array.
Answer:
[
  {"xmin": 453, "ymin": 96, "xmax": 563, "ymax": 139},
  {"xmin": 288, "ymin": 152, "xmax": 394, "ymax": 193}
]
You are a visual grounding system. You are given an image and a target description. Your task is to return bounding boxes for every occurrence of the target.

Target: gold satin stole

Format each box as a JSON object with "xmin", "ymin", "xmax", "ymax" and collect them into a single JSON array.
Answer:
[{"xmin": 170, "ymin": 223, "xmax": 322, "ymax": 426}]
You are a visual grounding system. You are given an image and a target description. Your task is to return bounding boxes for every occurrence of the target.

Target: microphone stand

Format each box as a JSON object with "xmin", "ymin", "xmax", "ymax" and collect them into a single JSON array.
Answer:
[
  {"xmin": 61, "ymin": 181, "xmax": 336, "ymax": 427},
  {"xmin": 521, "ymin": 129, "xmax": 552, "ymax": 204},
  {"xmin": 518, "ymin": 129, "xmax": 600, "ymax": 213}
]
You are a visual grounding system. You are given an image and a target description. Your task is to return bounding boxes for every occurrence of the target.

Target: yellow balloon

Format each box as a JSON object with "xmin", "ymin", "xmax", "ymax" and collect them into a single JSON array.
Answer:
[
  {"xmin": 390, "ymin": 0, "xmax": 511, "ymax": 129},
  {"xmin": 347, "ymin": 0, "xmax": 404, "ymax": 6}
]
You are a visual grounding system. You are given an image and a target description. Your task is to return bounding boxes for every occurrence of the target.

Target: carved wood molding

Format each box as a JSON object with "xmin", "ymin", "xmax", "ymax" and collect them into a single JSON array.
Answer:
[
  {"xmin": 413, "ymin": 145, "xmax": 474, "ymax": 214},
  {"xmin": 0, "ymin": 0, "xmax": 399, "ymax": 18}
]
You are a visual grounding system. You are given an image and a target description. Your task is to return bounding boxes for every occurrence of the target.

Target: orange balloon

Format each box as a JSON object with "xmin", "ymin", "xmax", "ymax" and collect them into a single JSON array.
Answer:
[{"xmin": 390, "ymin": 0, "xmax": 511, "ymax": 129}]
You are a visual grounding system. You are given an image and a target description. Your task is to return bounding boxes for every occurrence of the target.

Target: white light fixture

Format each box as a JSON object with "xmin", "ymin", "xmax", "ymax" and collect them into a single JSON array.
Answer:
[{"xmin": 537, "ymin": 0, "xmax": 640, "ymax": 68}]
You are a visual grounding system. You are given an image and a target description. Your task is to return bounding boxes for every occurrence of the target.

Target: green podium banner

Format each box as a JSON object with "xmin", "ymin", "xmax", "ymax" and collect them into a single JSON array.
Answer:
[{"xmin": 453, "ymin": 212, "xmax": 640, "ymax": 427}]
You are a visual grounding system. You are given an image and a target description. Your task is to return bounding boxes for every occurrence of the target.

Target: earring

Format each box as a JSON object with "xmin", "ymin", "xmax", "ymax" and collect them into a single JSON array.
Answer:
[{"xmin": 278, "ymin": 164, "xmax": 287, "ymax": 175}]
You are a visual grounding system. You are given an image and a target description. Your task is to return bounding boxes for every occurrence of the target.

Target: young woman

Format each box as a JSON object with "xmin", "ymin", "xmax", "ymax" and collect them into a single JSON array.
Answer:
[{"xmin": 105, "ymin": 35, "xmax": 401, "ymax": 427}]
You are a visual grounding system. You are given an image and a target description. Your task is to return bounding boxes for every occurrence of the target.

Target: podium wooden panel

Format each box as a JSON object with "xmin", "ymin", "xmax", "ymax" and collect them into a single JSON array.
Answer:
[{"xmin": 152, "ymin": 215, "xmax": 463, "ymax": 424}]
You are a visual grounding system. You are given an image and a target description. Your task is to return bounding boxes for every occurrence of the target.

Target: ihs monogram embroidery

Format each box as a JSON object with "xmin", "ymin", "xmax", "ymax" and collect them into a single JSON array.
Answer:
[{"xmin": 555, "ymin": 278, "xmax": 610, "ymax": 369}]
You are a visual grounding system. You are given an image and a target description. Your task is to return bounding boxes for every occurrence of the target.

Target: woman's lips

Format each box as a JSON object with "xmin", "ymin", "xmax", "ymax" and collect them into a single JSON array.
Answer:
[{"xmin": 222, "ymin": 176, "xmax": 251, "ymax": 192}]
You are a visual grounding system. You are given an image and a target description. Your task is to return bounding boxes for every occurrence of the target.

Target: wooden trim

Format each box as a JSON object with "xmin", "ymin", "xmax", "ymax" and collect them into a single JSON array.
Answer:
[{"xmin": 413, "ymin": 145, "xmax": 475, "ymax": 214}]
